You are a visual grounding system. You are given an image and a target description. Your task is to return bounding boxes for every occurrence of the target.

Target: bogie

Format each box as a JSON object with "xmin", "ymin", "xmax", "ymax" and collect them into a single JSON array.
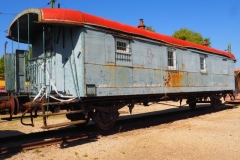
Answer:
[{"xmin": 92, "ymin": 110, "xmax": 119, "ymax": 130}]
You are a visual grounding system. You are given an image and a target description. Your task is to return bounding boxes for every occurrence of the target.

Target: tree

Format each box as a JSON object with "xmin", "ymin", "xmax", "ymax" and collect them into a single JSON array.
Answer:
[
  {"xmin": 146, "ymin": 26, "xmax": 155, "ymax": 32},
  {"xmin": 25, "ymin": 45, "xmax": 32, "ymax": 66},
  {"xmin": 172, "ymin": 28, "xmax": 211, "ymax": 46},
  {"xmin": 0, "ymin": 55, "xmax": 4, "ymax": 77}
]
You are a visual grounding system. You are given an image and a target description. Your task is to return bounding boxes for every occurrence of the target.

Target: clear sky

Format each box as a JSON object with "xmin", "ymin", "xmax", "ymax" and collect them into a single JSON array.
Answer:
[{"xmin": 0, "ymin": 0, "xmax": 239, "ymax": 67}]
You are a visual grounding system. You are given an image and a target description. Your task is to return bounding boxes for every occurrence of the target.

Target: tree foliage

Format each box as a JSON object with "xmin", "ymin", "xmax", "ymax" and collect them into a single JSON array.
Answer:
[
  {"xmin": 172, "ymin": 28, "xmax": 211, "ymax": 46},
  {"xmin": 146, "ymin": 26, "xmax": 155, "ymax": 32},
  {"xmin": 25, "ymin": 45, "xmax": 32, "ymax": 65},
  {"xmin": 0, "ymin": 55, "xmax": 4, "ymax": 77}
]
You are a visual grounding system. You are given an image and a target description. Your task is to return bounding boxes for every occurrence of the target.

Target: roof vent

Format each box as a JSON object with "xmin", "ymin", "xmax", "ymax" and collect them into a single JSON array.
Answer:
[{"xmin": 138, "ymin": 19, "xmax": 146, "ymax": 29}]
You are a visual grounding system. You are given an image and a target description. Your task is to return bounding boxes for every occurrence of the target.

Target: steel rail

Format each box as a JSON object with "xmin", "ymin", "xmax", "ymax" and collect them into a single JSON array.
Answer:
[
  {"xmin": 0, "ymin": 104, "xmax": 235, "ymax": 155},
  {"xmin": 0, "ymin": 133, "xmax": 97, "ymax": 155}
]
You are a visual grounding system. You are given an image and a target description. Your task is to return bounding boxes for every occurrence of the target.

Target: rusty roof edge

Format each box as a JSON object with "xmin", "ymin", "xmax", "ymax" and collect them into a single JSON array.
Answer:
[
  {"xmin": 7, "ymin": 8, "xmax": 42, "ymax": 38},
  {"xmin": 80, "ymin": 11, "xmax": 235, "ymax": 59},
  {"xmin": 35, "ymin": 21, "xmax": 84, "ymax": 26},
  {"xmin": 186, "ymin": 46, "xmax": 235, "ymax": 59},
  {"xmin": 83, "ymin": 21, "xmax": 235, "ymax": 59},
  {"xmin": 40, "ymin": 8, "xmax": 86, "ymax": 26}
]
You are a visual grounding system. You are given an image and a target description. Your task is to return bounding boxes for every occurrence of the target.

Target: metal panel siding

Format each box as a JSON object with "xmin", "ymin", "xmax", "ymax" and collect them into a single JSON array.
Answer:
[
  {"xmin": 29, "ymin": 26, "xmax": 85, "ymax": 97},
  {"xmin": 132, "ymin": 40, "xmax": 162, "ymax": 69},
  {"xmin": 184, "ymin": 51, "xmax": 200, "ymax": 72},
  {"xmin": 85, "ymin": 29, "xmax": 108, "ymax": 65},
  {"xmin": 213, "ymin": 56, "xmax": 222, "ymax": 74},
  {"xmin": 4, "ymin": 53, "xmax": 15, "ymax": 91},
  {"xmin": 131, "ymin": 41, "xmax": 144, "ymax": 67},
  {"xmin": 116, "ymin": 67, "xmax": 132, "ymax": 87},
  {"xmin": 53, "ymin": 54, "xmax": 64, "ymax": 93},
  {"xmin": 52, "ymin": 27, "xmax": 84, "ymax": 97},
  {"xmin": 200, "ymin": 73, "xmax": 209, "ymax": 86},
  {"xmin": 28, "ymin": 25, "xmax": 235, "ymax": 98},
  {"xmin": 186, "ymin": 72, "xmax": 201, "ymax": 86},
  {"xmin": 77, "ymin": 28, "xmax": 85, "ymax": 97},
  {"xmin": 82, "ymin": 27, "xmax": 235, "ymax": 97},
  {"xmin": 104, "ymin": 34, "xmax": 115, "ymax": 64},
  {"xmin": 85, "ymin": 64, "xmax": 115, "ymax": 86},
  {"xmin": 46, "ymin": 26, "xmax": 76, "ymax": 96},
  {"xmin": 31, "ymin": 59, "xmax": 43, "ymax": 94},
  {"xmin": 133, "ymin": 68, "xmax": 163, "ymax": 88}
]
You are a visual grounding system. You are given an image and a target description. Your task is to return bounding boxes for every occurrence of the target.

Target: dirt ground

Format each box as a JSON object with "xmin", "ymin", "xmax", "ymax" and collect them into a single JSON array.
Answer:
[{"xmin": 1, "ymin": 100, "xmax": 240, "ymax": 160}]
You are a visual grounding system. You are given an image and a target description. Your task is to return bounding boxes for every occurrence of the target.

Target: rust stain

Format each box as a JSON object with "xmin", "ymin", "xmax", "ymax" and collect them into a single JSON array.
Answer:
[
  {"xmin": 165, "ymin": 71, "xmax": 184, "ymax": 87},
  {"xmin": 182, "ymin": 64, "xmax": 185, "ymax": 70}
]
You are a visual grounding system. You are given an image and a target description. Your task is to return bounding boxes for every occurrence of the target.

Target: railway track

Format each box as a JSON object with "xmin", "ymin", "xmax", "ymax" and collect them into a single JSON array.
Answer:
[{"xmin": 0, "ymin": 104, "xmax": 235, "ymax": 155}]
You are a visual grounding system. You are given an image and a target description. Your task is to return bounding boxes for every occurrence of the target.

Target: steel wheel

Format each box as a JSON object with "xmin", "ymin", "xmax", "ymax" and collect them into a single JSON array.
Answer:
[{"xmin": 93, "ymin": 110, "xmax": 119, "ymax": 130}]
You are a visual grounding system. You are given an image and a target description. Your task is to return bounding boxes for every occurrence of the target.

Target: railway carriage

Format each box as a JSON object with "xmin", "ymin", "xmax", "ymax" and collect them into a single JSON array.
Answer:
[{"xmin": 1, "ymin": 8, "xmax": 235, "ymax": 130}]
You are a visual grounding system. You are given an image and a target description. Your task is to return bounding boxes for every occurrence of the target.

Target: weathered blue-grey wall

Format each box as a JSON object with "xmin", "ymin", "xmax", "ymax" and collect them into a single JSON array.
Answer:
[
  {"xmin": 31, "ymin": 26, "xmax": 83, "ymax": 97},
  {"xmin": 30, "ymin": 25, "xmax": 235, "ymax": 97},
  {"xmin": 84, "ymin": 27, "xmax": 234, "ymax": 96}
]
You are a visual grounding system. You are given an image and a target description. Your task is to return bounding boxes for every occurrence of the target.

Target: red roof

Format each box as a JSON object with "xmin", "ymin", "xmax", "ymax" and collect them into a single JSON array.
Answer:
[{"xmin": 14, "ymin": 8, "xmax": 237, "ymax": 59}]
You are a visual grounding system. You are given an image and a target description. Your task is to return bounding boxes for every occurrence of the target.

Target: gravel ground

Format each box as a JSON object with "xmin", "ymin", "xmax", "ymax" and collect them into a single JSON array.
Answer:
[{"xmin": 1, "ymin": 100, "xmax": 240, "ymax": 160}]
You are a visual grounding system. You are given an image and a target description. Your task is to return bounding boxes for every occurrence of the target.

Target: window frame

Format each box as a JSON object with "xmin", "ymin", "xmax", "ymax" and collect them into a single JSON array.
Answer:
[
  {"xmin": 167, "ymin": 47, "xmax": 176, "ymax": 70},
  {"xmin": 116, "ymin": 38, "xmax": 130, "ymax": 54},
  {"xmin": 200, "ymin": 54, "xmax": 206, "ymax": 72}
]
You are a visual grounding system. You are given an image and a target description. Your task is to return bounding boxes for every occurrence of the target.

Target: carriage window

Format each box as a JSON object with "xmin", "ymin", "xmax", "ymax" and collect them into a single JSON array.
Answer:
[
  {"xmin": 116, "ymin": 38, "xmax": 131, "ymax": 62},
  {"xmin": 116, "ymin": 39, "xmax": 129, "ymax": 54},
  {"xmin": 200, "ymin": 54, "xmax": 206, "ymax": 72},
  {"xmin": 167, "ymin": 47, "xmax": 176, "ymax": 70}
]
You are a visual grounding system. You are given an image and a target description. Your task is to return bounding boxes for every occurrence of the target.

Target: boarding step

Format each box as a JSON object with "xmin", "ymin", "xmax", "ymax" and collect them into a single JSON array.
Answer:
[
  {"xmin": 40, "ymin": 110, "xmax": 83, "ymax": 117},
  {"xmin": 41, "ymin": 120, "xmax": 86, "ymax": 129}
]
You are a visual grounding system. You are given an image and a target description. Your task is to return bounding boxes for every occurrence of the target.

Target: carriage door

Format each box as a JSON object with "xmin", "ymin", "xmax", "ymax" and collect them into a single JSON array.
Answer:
[{"xmin": 5, "ymin": 50, "xmax": 26, "ymax": 93}]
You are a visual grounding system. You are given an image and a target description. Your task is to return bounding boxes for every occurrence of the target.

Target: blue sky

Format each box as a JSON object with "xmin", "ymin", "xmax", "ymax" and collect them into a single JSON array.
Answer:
[{"xmin": 0, "ymin": 0, "xmax": 240, "ymax": 67}]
